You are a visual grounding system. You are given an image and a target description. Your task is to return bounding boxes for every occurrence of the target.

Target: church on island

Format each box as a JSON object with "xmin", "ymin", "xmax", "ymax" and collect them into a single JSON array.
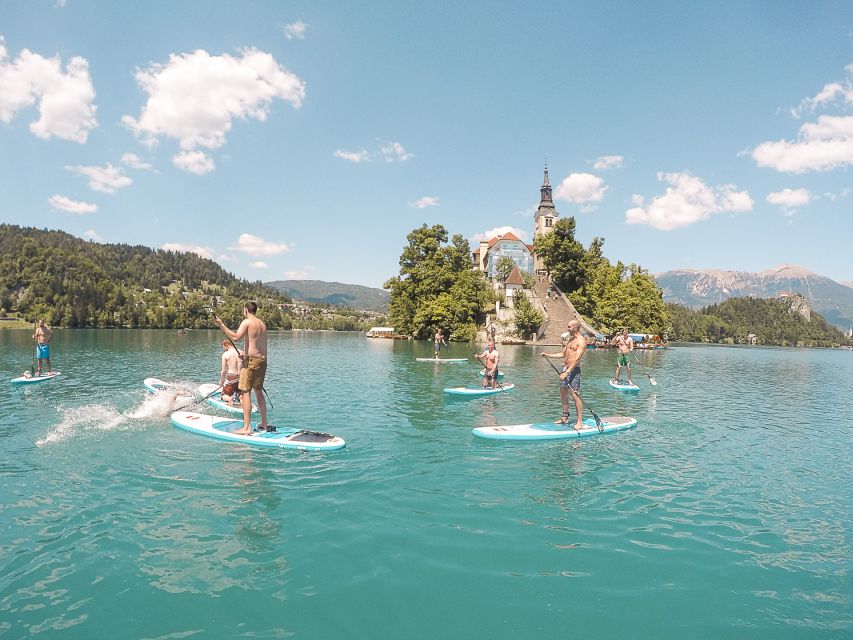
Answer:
[{"xmin": 472, "ymin": 165, "xmax": 559, "ymax": 284}]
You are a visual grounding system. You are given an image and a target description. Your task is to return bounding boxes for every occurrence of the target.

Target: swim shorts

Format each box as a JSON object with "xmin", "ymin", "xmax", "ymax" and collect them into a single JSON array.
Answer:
[
  {"xmin": 560, "ymin": 366, "xmax": 581, "ymax": 391},
  {"xmin": 37, "ymin": 344, "xmax": 50, "ymax": 359},
  {"xmin": 617, "ymin": 352, "xmax": 630, "ymax": 367},
  {"xmin": 239, "ymin": 355, "xmax": 267, "ymax": 391}
]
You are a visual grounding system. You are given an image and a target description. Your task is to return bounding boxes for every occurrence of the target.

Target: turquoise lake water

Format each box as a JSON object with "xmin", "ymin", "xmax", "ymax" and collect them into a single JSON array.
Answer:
[{"xmin": 1, "ymin": 329, "xmax": 851, "ymax": 639}]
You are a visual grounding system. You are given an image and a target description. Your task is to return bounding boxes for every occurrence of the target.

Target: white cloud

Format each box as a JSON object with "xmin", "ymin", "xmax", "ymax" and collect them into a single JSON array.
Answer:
[
  {"xmin": 162, "ymin": 242, "xmax": 215, "ymax": 260},
  {"xmin": 230, "ymin": 233, "xmax": 290, "ymax": 256},
  {"xmin": 172, "ymin": 150, "xmax": 215, "ymax": 175},
  {"xmin": 626, "ymin": 172, "xmax": 754, "ymax": 231},
  {"xmin": 377, "ymin": 139, "xmax": 413, "ymax": 162},
  {"xmin": 282, "ymin": 20, "xmax": 308, "ymax": 40},
  {"xmin": 249, "ymin": 261, "xmax": 269, "ymax": 269},
  {"xmin": 122, "ymin": 47, "xmax": 305, "ymax": 169},
  {"xmin": 554, "ymin": 172, "xmax": 608, "ymax": 211},
  {"xmin": 592, "ymin": 155, "xmax": 624, "ymax": 170},
  {"xmin": 409, "ymin": 196, "xmax": 439, "ymax": 208},
  {"xmin": 82, "ymin": 229, "xmax": 102, "ymax": 241},
  {"xmin": 48, "ymin": 194, "xmax": 97, "ymax": 214},
  {"xmin": 121, "ymin": 153, "xmax": 152, "ymax": 170},
  {"xmin": 754, "ymin": 63, "xmax": 853, "ymax": 173},
  {"xmin": 0, "ymin": 36, "xmax": 97, "ymax": 142},
  {"xmin": 334, "ymin": 149, "xmax": 370, "ymax": 163},
  {"xmin": 283, "ymin": 267, "xmax": 315, "ymax": 279},
  {"xmin": 67, "ymin": 163, "xmax": 132, "ymax": 193},
  {"xmin": 472, "ymin": 225, "xmax": 530, "ymax": 243},
  {"xmin": 766, "ymin": 188, "xmax": 813, "ymax": 216}
]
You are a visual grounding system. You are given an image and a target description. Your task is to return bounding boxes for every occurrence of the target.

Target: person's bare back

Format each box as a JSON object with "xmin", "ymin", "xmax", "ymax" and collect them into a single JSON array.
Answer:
[{"xmin": 240, "ymin": 315, "xmax": 268, "ymax": 358}]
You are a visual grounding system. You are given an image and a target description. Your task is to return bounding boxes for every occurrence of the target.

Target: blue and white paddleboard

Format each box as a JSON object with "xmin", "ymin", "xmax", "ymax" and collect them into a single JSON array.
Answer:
[
  {"xmin": 473, "ymin": 415, "xmax": 638, "ymax": 441},
  {"xmin": 416, "ymin": 357, "xmax": 468, "ymax": 363},
  {"xmin": 608, "ymin": 378, "xmax": 640, "ymax": 392},
  {"xmin": 170, "ymin": 411, "xmax": 346, "ymax": 451},
  {"xmin": 444, "ymin": 383, "xmax": 515, "ymax": 396},
  {"xmin": 10, "ymin": 371, "xmax": 61, "ymax": 385},
  {"xmin": 478, "ymin": 369, "xmax": 505, "ymax": 378},
  {"xmin": 198, "ymin": 383, "xmax": 258, "ymax": 416}
]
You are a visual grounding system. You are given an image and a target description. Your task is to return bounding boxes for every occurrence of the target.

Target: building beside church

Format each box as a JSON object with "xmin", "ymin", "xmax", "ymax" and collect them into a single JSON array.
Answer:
[{"xmin": 473, "ymin": 166, "xmax": 560, "ymax": 279}]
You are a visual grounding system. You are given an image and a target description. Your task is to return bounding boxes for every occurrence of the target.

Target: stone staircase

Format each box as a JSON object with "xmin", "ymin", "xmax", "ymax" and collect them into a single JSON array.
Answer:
[{"xmin": 532, "ymin": 277, "xmax": 600, "ymax": 345}]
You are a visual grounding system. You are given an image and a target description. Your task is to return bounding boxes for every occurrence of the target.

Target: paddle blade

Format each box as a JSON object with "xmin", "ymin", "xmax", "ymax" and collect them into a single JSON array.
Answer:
[{"xmin": 649, "ymin": 377, "xmax": 657, "ymax": 386}]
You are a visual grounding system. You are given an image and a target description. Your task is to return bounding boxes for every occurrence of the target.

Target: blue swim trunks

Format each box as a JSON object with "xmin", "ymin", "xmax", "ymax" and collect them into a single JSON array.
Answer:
[
  {"xmin": 560, "ymin": 366, "xmax": 581, "ymax": 391},
  {"xmin": 37, "ymin": 344, "xmax": 50, "ymax": 359}
]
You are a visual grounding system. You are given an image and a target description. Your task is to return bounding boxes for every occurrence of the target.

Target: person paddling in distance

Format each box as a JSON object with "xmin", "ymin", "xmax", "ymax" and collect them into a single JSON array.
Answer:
[
  {"xmin": 33, "ymin": 319, "xmax": 53, "ymax": 375},
  {"xmin": 218, "ymin": 339, "xmax": 243, "ymax": 406},
  {"xmin": 540, "ymin": 319, "xmax": 587, "ymax": 429},
  {"xmin": 434, "ymin": 329, "xmax": 448, "ymax": 358},
  {"xmin": 476, "ymin": 338, "xmax": 500, "ymax": 389},
  {"xmin": 611, "ymin": 328, "xmax": 634, "ymax": 385},
  {"xmin": 213, "ymin": 301, "xmax": 271, "ymax": 435}
]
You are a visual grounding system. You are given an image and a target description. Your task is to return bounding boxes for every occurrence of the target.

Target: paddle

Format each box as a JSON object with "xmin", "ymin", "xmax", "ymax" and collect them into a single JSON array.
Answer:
[
  {"xmin": 208, "ymin": 308, "xmax": 275, "ymax": 410},
  {"xmin": 543, "ymin": 357, "xmax": 603, "ymax": 432},
  {"xmin": 172, "ymin": 384, "xmax": 224, "ymax": 413},
  {"xmin": 631, "ymin": 352, "xmax": 657, "ymax": 386},
  {"xmin": 30, "ymin": 322, "xmax": 36, "ymax": 376},
  {"xmin": 474, "ymin": 354, "xmax": 504, "ymax": 391}
]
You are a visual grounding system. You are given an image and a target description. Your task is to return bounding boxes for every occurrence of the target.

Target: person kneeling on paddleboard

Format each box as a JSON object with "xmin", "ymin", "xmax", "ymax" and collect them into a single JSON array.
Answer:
[
  {"xmin": 219, "ymin": 339, "xmax": 243, "ymax": 406},
  {"xmin": 540, "ymin": 319, "xmax": 587, "ymax": 430},
  {"xmin": 214, "ymin": 301, "xmax": 271, "ymax": 435}
]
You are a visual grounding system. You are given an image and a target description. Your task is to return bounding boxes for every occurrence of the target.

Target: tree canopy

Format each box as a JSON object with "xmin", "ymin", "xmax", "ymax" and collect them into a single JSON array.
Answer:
[{"xmin": 384, "ymin": 224, "xmax": 492, "ymax": 340}]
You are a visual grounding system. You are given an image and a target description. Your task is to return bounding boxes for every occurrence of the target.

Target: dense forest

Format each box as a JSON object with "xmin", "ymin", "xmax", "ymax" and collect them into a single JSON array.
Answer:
[
  {"xmin": 0, "ymin": 225, "xmax": 381, "ymax": 331},
  {"xmin": 667, "ymin": 296, "xmax": 853, "ymax": 347}
]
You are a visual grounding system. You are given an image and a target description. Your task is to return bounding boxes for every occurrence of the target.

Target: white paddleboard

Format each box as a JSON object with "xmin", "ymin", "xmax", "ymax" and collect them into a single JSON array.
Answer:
[
  {"xmin": 170, "ymin": 411, "xmax": 346, "ymax": 451},
  {"xmin": 608, "ymin": 378, "xmax": 640, "ymax": 391},
  {"xmin": 416, "ymin": 357, "xmax": 468, "ymax": 363},
  {"xmin": 10, "ymin": 371, "xmax": 61, "ymax": 385},
  {"xmin": 198, "ymin": 383, "xmax": 259, "ymax": 416},
  {"xmin": 444, "ymin": 383, "xmax": 515, "ymax": 396},
  {"xmin": 473, "ymin": 415, "xmax": 638, "ymax": 441},
  {"xmin": 143, "ymin": 377, "xmax": 193, "ymax": 397}
]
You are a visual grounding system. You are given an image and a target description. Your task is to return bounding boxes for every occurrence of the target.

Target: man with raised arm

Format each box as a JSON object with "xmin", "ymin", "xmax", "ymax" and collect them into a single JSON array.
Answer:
[
  {"xmin": 214, "ymin": 301, "xmax": 270, "ymax": 435},
  {"xmin": 540, "ymin": 319, "xmax": 587, "ymax": 430}
]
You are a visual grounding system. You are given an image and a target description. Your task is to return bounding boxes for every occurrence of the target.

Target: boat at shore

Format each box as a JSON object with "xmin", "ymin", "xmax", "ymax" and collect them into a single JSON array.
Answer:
[{"xmin": 366, "ymin": 326, "xmax": 409, "ymax": 339}]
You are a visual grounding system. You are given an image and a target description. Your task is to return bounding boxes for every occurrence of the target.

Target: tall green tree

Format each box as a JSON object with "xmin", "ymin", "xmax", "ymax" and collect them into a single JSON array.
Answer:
[
  {"xmin": 533, "ymin": 217, "xmax": 586, "ymax": 292},
  {"xmin": 385, "ymin": 224, "xmax": 492, "ymax": 340},
  {"xmin": 512, "ymin": 290, "xmax": 544, "ymax": 339}
]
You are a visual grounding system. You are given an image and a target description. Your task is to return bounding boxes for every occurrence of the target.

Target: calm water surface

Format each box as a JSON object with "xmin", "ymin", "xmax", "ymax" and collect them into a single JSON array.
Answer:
[{"xmin": 0, "ymin": 330, "xmax": 851, "ymax": 639}]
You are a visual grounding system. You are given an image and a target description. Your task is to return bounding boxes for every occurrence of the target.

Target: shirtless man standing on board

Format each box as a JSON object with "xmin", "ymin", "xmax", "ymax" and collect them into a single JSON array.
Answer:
[
  {"xmin": 540, "ymin": 319, "xmax": 587, "ymax": 430},
  {"xmin": 214, "ymin": 301, "xmax": 270, "ymax": 435}
]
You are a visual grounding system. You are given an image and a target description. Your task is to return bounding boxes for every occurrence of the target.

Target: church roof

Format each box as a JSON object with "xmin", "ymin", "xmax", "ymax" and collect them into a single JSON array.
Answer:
[{"xmin": 506, "ymin": 266, "xmax": 526, "ymax": 286}]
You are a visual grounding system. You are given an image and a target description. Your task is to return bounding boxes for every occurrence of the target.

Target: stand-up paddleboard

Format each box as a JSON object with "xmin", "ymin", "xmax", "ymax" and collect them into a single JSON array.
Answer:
[
  {"xmin": 416, "ymin": 357, "xmax": 468, "ymax": 363},
  {"xmin": 11, "ymin": 371, "xmax": 61, "ymax": 385},
  {"xmin": 170, "ymin": 411, "xmax": 346, "ymax": 451},
  {"xmin": 444, "ymin": 383, "xmax": 515, "ymax": 396},
  {"xmin": 608, "ymin": 378, "xmax": 640, "ymax": 392},
  {"xmin": 143, "ymin": 377, "xmax": 193, "ymax": 397},
  {"xmin": 473, "ymin": 415, "xmax": 637, "ymax": 441},
  {"xmin": 198, "ymin": 383, "xmax": 258, "ymax": 416},
  {"xmin": 478, "ymin": 369, "xmax": 505, "ymax": 378}
]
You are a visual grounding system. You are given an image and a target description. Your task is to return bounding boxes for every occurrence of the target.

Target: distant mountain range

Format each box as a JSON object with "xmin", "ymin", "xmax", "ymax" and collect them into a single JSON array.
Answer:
[
  {"xmin": 655, "ymin": 264, "xmax": 853, "ymax": 330},
  {"xmin": 265, "ymin": 280, "xmax": 389, "ymax": 311}
]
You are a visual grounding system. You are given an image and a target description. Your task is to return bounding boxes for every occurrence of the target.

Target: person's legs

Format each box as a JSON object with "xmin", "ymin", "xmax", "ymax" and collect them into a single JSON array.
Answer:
[
  {"xmin": 255, "ymin": 387, "xmax": 268, "ymax": 430},
  {"xmin": 626, "ymin": 363, "xmax": 632, "ymax": 385},
  {"xmin": 571, "ymin": 390, "xmax": 584, "ymax": 430},
  {"xmin": 554, "ymin": 386, "xmax": 570, "ymax": 423}
]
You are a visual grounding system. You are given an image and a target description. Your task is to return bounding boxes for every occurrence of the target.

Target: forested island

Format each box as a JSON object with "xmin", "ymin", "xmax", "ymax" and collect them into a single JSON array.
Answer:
[{"xmin": 0, "ymin": 225, "xmax": 381, "ymax": 331}]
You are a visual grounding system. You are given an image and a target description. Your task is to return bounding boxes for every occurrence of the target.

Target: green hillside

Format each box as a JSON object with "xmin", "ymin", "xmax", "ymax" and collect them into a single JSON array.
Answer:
[
  {"xmin": 265, "ymin": 279, "xmax": 389, "ymax": 311},
  {"xmin": 0, "ymin": 224, "xmax": 290, "ymax": 329},
  {"xmin": 667, "ymin": 295, "xmax": 853, "ymax": 348}
]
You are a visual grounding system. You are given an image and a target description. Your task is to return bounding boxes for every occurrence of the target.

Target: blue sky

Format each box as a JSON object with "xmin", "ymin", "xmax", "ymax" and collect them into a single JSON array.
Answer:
[{"xmin": 1, "ymin": 1, "xmax": 851, "ymax": 287}]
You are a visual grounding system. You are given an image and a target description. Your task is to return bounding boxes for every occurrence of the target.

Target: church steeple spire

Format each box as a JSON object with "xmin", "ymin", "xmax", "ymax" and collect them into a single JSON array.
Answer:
[{"xmin": 540, "ymin": 163, "xmax": 552, "ymax": 204}]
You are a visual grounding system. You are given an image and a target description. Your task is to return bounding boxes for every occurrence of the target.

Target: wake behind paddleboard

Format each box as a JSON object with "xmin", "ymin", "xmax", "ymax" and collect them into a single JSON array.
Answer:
[
  {"xmin": 416, "ymin": 357, "xmax": 468, "ymax": 363},
  {"xmin": 198, "ymin": 383, "xmax": 258, "ymax": 416},
  {"xmin": 473, "ymin": 415, "xmax": 638, "ymax": 441},
  {"xmin": 170, "ymin": 411, "xmax": 346, "ymax": 451},
  {"xmin": 608, "ymin": 379, "xmax": 640, "ymax": 391},
  {"xmin": 143, "ymin": 377, "xmax": 193, "ymax": 397},
  {"xmin": 444, "ymin": 383, "xmax": 515, "ymax": 396},
  {"xmin": 10, "ymin": 371, "xmax": 61, "ymax": 385}
]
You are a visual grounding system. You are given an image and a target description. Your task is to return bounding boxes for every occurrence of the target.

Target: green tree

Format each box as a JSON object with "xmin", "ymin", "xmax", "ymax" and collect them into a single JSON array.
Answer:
[
  {"xmin": 495, "ymin": 256, "xmax": 516, "ymax": 285},
  {"xmin": 533, "ymin": 217, "xmax": 585, "ymax": 292},
  {"xmin": 385, "ymin": 224, "xmax": 492, "ymax": 339},
  {"xmin": 512, "ymin": 290, "xmax": 544, "ymax": 339}
]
